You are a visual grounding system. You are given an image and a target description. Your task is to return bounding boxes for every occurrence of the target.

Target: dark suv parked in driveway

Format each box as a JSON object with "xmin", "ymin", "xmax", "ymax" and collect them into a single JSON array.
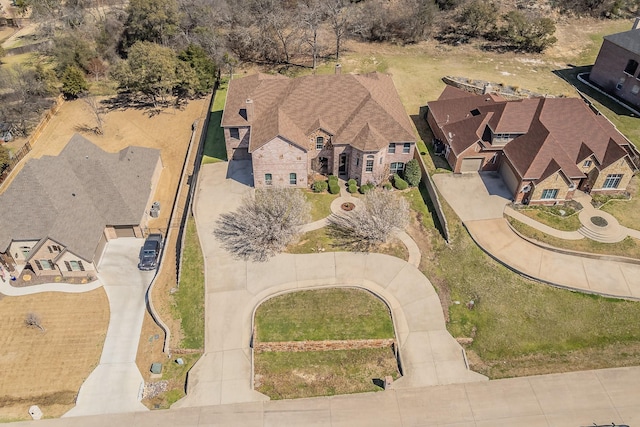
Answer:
[{"xmin": 138, "ymin": 234, "xmax": 163, "ymax": 271}]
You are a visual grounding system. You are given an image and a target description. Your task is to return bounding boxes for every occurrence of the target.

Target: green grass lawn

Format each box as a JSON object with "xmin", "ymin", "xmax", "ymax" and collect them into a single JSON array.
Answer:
[
  {"xmin": 507, "ymin": 217, "xmax": 640, "ymax": 260},
  {"xmin": 304, "ymin": 190, "xmax": 339, "ymax": 221},
  {"xmin": 254, "ymin": 348, "xmax": 400, "ymax": 400},
  {"xmin": 202, "ymin": 79, "xmax": 228, "ymax": 164},
  {"xmin": 173, "ymin": 216, "xmax": 205, "ymax": 349},
  {"xmin": 516, "ymin": 208, "xmax": 582, "ymax": 232},
  {"xmin": 600, "ymin": 177, "xmax": 640, "ymax": 230},
  {"xmin": 255, "ymin": 288, "xmax": 394, "ymax": 342}
]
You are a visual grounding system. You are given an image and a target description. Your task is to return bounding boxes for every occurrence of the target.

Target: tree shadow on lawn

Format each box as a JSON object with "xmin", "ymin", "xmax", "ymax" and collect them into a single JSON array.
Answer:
[
  {"xmin": 101, "ymin": 93, "xmax": 189, "ymax": 117},
  {"xmin": 202, "ymin": 110, "xmax": 227, "ymax": 161}
]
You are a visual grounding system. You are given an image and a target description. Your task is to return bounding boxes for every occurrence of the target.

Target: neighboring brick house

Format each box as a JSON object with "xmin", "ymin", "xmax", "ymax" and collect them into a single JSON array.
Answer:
[
  {"xmin": 0, "ymin": 134, "xmax": 163, "ymax": 277},
  {"xmin": 426, "ymin": 86, "xmax": 638, "ymax": 205},
  {"xmin": 221, "ymin": 72, "xmax": 416, "ymax": 188},
  {"xmin": 590, "ymin": 18, "xmax": 640, "ymax": 109}
]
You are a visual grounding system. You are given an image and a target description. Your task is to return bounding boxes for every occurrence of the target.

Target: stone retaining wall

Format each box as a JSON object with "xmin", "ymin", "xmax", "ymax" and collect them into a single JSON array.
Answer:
[{"xmin": 255, "ymin": 338, "xmax": 395, "ymax": 353}]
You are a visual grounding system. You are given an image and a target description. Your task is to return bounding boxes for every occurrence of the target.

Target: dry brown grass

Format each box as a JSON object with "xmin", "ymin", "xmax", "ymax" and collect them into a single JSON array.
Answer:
[{"xmin": 0, "ymin": 289, "xmax": 109, "ymax": 421}]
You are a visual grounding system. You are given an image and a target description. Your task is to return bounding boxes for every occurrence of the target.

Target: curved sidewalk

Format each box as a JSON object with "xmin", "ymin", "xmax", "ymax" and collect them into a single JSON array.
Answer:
[
  {"xmin": 0, "ymin": 278, "xmax": 103, "ymax": 296},
  {"xmin": 466, "ymin": 218, "xmax": 640, "ymax": 299},
  {"xmin": 173, "ymin": 162, "xmax": 484, "ymax": 409}
]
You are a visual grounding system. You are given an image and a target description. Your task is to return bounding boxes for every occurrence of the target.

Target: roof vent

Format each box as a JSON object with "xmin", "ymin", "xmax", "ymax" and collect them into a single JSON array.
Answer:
[
  {"xmin": 72, "ymin": 193, "xmax": 76, "ymax": 197},
  {"xmin": 85, "ymin": 156, "xmax": 89, "ymax": 159}
]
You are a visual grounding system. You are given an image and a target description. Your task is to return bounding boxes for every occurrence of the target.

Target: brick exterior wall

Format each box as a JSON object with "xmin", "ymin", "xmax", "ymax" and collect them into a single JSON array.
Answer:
[
  {"xmin": 529, "ymin": 171, "xmax": 572, "ymax": 205},
  {"xmin": 254, "ymin": 338, "xmax": 395, "ymax": 353},
  {"xmin": 590, "ymin": 39, "xmax": 640, "ymax": 109},
  {"xmin": 591, "ymin": 158, "xmax": 634, "ymax": 194},
  {"xmin": 252, "ymin": 137, "xmax": 308, "ymax": 188},
  {"xmin": 224, "ymin": 126, "xmax": 251, "ymax": 160},
  {"xmin": 26, "ymin": 238, "xmax": 96, "ymax": 277},
  {"xmin": 307, "ymin": 129, "xmax": 334, "ymax": 176}
]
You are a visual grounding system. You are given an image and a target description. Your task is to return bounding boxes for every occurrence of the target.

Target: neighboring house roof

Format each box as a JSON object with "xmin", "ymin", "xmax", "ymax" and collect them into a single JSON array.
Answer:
[
  {"xmin": 0, "ymin": 134, "xmax": 161, "ymax": 261},
  {"xmin": 603, "ymin": 28, "xmax": 640, "ymax": 55},
  {"xmin": 222, "ymin": 73, "xmax": 415, "ymax": 153},
  {"xmin": 428, "ymin": 87, "xmax": 635, "ymax": 182}
]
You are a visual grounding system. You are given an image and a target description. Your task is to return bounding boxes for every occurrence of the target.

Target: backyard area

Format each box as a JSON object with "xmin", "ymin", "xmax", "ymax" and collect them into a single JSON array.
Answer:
[{"xmin": 253, "ymin": 288, "xmax": 399, "ymax": 399}]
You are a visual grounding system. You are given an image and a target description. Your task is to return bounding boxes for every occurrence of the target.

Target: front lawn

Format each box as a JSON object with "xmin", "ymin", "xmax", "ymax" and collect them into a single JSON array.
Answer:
[
  {"xmin": 255, "ymin": 348, "xmax": 400, "ymax": 400},
  {"xmin": 304, "ymin": 190, "xmax": 339, "ymax": 221},
  {"xmin": 255, "ymin": 288, "xmax": 394, "ymax": 342},
  {"xmin": 600, "ymin": 176, "xmax": 640, "ymax": 230},
  {"xmin": 507, "ymin": 217, "xmax": 640, "ymax": 260},
  {"xmin": 515, "ymin": 208, "xmax": 582, "ymax": 232}
]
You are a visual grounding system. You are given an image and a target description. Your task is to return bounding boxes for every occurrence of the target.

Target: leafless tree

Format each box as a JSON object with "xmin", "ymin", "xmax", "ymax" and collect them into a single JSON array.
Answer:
[
  {"xmin": 25, "ymin": 312, "xmax": 45, "ymax": 332},
  {"xmin": 214, "ymin": 187, "xmax": 311, "ymax": 262},
  {"xmin": 329, "ymin": 188, "xmax": 409, "ymax": 251},
  {"xmin": 324, "ymin": 0, "xmax": 351, "ymax": 61},
  {"xmin": 83, "ymin": 96, "xmax": 105, "ymax": 134},
  {"xmin": 298, "ymin": 1, "xmax": 324, "ymax": 70}
]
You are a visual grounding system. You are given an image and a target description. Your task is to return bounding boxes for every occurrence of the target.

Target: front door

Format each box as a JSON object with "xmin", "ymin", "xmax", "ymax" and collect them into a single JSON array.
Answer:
[{"xmin": 339, "ymin": 154, "xmax": 348, "ymax": 175}]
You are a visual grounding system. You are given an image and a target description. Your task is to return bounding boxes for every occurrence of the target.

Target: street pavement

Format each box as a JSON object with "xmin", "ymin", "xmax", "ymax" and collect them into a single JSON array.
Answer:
[
  {"xmin": 433, "ymin": 172, "xmax": 640, "ymax": 299},
  {"xmin": 11, "ymin": 366, "xmax": 640, "ymax": 426},
  {"xmin": 63, "ymin": 237, "xmax": 153, "ymax": 417}
]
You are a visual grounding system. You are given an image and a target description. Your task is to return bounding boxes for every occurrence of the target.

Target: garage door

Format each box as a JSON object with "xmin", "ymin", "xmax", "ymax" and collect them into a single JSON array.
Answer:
[
  {"xmin": 499, "ymin": 160, "xmax": 519, "ymax": 195},
  {"xmin": 113, "ymin": 226, "xmax": 136, "ymax": 238},
  {"xmin": 460, "ymin": 157, "xmax": 483, "ymax": 173},
  {"xmin": 232, "ymin": 147, "xmax": 251, "ymax": 160}
]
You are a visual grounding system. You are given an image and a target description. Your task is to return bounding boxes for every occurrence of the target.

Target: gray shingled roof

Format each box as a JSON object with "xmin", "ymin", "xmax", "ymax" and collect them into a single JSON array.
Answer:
[
  {"xmin": 604, "ymin": 28, "xmax": 640, "ymax": 55},
  {"xmin": 0, "ymin": 134, "xmax": 161, "ymax": 262}
]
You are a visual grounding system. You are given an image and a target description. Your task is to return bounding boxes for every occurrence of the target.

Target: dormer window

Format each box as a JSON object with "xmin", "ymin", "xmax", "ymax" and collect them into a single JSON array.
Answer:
[
  {"xmin": 316, "ymin": 136, "xmax": 324, "ymax": 150},
  {"xmin": 230, "ymin": 128, "xmax": 239, "ymax": 139},
  {"xmin": 583, "ymin": 160, "xmax": 592, "ymax": 167},
  {"xmin": 624, "ymin": 59, "xmax": 638, "ymax": 76}
]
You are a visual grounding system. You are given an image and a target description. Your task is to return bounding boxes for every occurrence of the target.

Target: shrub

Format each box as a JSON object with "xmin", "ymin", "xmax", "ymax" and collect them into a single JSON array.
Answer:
[
  {"xmin": 359, "ymin": 183, "xmax": 374, "ymax": 194},
  {"xmin": 328, "ymin": 175, "xmax": 339, "ymax": 184},
  {"xmin": 348, "ymin": 183, "xmax": 358, "ymax": 193},
  {"xmin": 329, "ymin": 181, "xmax": 341, "ymax": 194},
  {"xmin": 347, "ymin": 178, "xmax": 357, "ymax": 186},
  {"xmin": 404, "ymin": 159, "xmax": 421, "ymax": 187},
  {"xmin": 312, "ymin": 180, "xmax": 328, "ymax": 193},
  {"xmin": 383, "ymin": 182, "xmax": 392, "ymax": 190},
  {"xmin": 393, "ymin": 174, "xmax": 408, "ymax": 190}
]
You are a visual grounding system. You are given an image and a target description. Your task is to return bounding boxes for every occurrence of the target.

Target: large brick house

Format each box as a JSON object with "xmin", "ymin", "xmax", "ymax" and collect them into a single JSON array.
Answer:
[
  {"xmin": 0, "ymin": 134, "xmax": 163, "ymax": 277},
  {"xmin": 221, "ymin": 72, "xmax": 416, "ymax": 188},
  {"xmin": 590, "ymin": 18, "xmax": 640, "ymax": 109},
  {"xmin": 426, "ymin": 86, "xmax": 638, "ymax": 205}
]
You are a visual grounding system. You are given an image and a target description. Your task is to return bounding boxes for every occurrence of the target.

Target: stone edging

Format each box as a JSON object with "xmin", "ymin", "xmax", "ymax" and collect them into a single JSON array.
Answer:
[
  {"xmin": 254, "ymin": 338, "xmax": 395, "ymax": 353},
  {"xmin": 504, "ymin": 216, "xmax": 640, "ymax": 266}
]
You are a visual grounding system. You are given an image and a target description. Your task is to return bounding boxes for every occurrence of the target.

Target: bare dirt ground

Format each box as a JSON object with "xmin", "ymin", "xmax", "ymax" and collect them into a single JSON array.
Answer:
[
  {"xmin": 0, "ymin": 95, "xmax": 209, "ymax": 420},
  {"xmin": 0, "ymin": 289, "xmax": 109, "ymax": 421}
]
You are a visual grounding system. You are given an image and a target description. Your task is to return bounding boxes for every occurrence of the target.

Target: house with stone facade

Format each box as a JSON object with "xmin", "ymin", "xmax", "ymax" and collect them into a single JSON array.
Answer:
[
  {"xmin": 590, "ymin": 18, "xmax": 640, "ymax": 109},
  {"xmin": 426, "ymin": 86, "xmax": 638, "ymax": 205},
  {"xmin": 0, "ymin": 134, "xmax": 163, "ymax": 277},
  {"xmin": 221, "ymin": 72, "xmax": 416, "ymax": 188}
]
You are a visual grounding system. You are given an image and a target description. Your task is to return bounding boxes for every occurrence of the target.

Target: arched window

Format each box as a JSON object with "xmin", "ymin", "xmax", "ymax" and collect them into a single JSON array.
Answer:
[{"xmin": 365, "ymin": 155, "xmax": 374, "ymax": 172}]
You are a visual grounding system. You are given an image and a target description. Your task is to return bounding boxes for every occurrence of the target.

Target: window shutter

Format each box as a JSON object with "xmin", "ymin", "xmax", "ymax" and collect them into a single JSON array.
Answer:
[
  {"xmin": 64, "ymin": 261, "xmax": 71, "ymax": 271},
  {"xmin": 35, "ymin": 260, "xmax": 42, "ymax": 270},
  {"xmin": 78, "ymin": 260, "xmax": 85, "ymax": 271},
  {"xmin": 48, "ymin": 260, "xmax": 54, "ymax": 270},
  {"xmin": 48, "ymin": 246, "xmax": 53, "ymax": 253}
]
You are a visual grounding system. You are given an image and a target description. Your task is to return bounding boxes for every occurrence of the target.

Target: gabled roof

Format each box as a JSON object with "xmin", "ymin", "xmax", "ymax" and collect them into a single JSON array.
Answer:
[
  {"xmin": 0, "ymin": 134, "xmax": 161, "ymax": 261},
  {"xmin": 429, "ymin": 87, "xmax": 635, "ymax": 182},
  {"xmin": 603, "ymin": 28, "xmax": 640, "ymax": 55},
  {"xmin": 222, "ymin": 73, "xmax": 415, "ymax": 153}
]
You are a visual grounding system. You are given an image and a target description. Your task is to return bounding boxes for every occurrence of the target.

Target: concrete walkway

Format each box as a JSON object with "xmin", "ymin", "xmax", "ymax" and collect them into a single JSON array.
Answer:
[
  {"xmin": 433, "ymin": 172, "xmax": 640, "ymax": 299},
  {"xmin": 63, "ymin": 238, "xmax": 153, "ymax": 417},
  {"xmin": 11, "ymin": 365, "xmax": 640, "ymax": 426},
  {"xmin": 0, "ymin": 276, "xmax": 103, "ymax": 296},
  {"xmin": 173, "ymin": 162, "xmax": 483, "ymax": 409}
]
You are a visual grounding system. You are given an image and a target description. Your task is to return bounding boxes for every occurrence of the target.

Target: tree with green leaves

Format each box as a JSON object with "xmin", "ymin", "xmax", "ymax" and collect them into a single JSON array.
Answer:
[
  {"xmin": 457, "ymin": 0, "xmax": 498, "ymax": 38},
  {"xmin": 121, "ymin": 0, "xmax": 181, "ymax": 50},
  {"xmin": 61, "ymin": 65, "xmax": 89, "ymax": 99},
  {"xmin": 404, "ymin": 159, "xmax": 421, "ymax": 187},
  {"xmin": 111, "ymin": 41, "xmax": 180, "ymax": 106},
  {"xmin": 500, "ymin": 11, "xmax": 557, "ymax": 53},
  {"xmin": 51, "ymin": 34, "xmax": 94, "ymax": 76},
  {"xmin": 178, "ymin": 44, "xmax": 216, "ymax": 94}
]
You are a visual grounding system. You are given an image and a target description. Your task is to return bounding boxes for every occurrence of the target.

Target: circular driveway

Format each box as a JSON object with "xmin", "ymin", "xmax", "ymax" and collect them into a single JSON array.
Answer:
[{"xmin": 173, "ymin": 162, "xmax": 485, "ymax": 409}]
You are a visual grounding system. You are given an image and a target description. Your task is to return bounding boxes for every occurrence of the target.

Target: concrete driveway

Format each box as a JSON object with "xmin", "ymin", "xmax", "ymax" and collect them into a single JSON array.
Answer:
[
  {"xmin": 173, "ymin": 161, "xmax": 485, "ymax": 409},
  {"xmin": 432, "ymin": 172, "xmax": 512, "ymax": 221},
  {"xmin": 64, "ymin": 237, "xmax": 154, "ymax": 417}
]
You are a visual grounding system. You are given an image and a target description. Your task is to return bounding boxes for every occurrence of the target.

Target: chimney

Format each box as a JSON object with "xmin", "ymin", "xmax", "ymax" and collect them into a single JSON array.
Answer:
[
  {"xmin": 335, "ymin": 64, "xmax": 342, "ymax": 75},
  {"xmin": 634, "ymin": 17, "xmax": 640, "ymax": 30},
  {"xmin": 245, "ymin": 98, "xmax": 254, "ymax": 122}
]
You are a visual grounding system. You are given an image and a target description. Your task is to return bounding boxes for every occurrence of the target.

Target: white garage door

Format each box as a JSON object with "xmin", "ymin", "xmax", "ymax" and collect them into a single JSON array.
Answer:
[
  {"xmin": 499, "ymin": 160, "xmax": 519, "ymax": 195},
  {"xmin": 460, "ymin": 157, "xmax": 484, "ymax": 173}
]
